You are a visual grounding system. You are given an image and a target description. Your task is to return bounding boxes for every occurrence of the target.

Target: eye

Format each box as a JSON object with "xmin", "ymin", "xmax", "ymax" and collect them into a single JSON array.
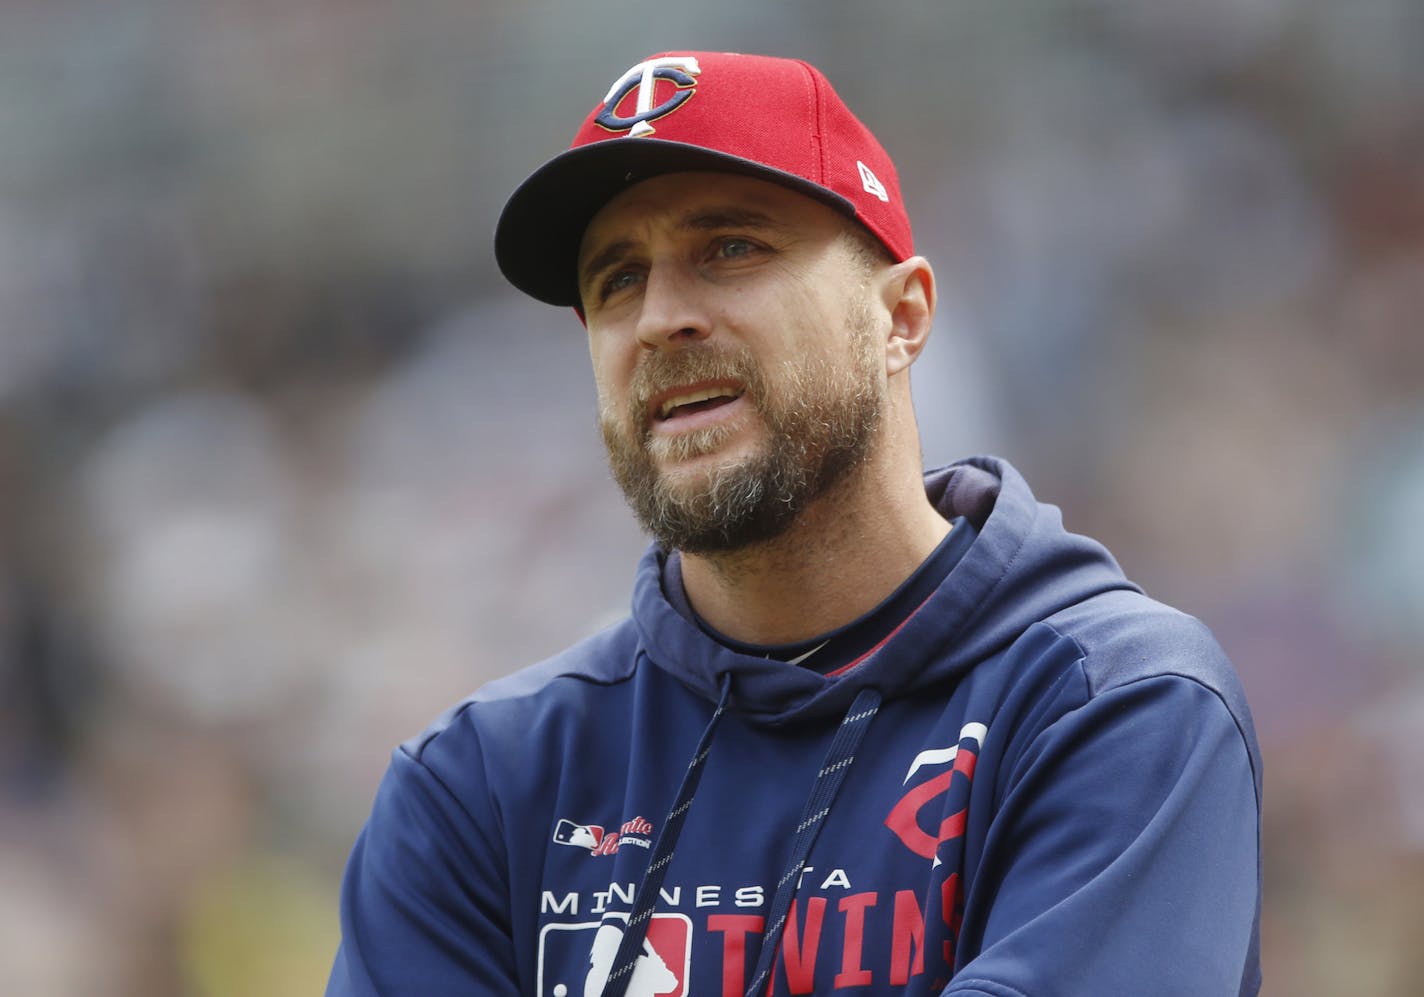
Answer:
[
  {"xmin": 600, "ymin": 268, "xmax": 643, "ymax": 300},
  {"xmin": 715, "ymin": 237, "xmax": 757, "ymax": 260}
]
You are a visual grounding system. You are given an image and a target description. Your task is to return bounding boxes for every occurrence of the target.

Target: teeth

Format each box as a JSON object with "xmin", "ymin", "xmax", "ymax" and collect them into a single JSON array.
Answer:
[{"xmin": 658, "ymin": 387, "xmax": 739, "ymax": 419}]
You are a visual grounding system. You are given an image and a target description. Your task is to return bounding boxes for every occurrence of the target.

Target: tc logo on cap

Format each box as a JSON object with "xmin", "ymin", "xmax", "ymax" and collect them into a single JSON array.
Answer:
[{"xmin": 595, "ymin": 56, "xmax": 702, "ymax": 138}]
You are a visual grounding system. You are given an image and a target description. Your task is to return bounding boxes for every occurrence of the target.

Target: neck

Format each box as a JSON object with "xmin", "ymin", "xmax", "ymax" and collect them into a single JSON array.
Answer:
[{"xmin": 677, "ymin": 453, "xmax": 950, "ymax": 646}]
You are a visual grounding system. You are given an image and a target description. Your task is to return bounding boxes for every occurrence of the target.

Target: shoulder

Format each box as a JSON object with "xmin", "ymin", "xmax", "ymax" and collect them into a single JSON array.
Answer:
[
  {"xmin": 1046, "ymin": 589, "xmax": 1237, "ymax": 696},
  {"xmin": 401, "ymin": 617, "xmax": 642, "ymax": 762},
  {"xmin": 473, "ymin": 617, "xmax": 642, "ymax": 705},
  {"xmin": 1042, "ymin": 589, "xmax": 1259, "ymax": 774}
]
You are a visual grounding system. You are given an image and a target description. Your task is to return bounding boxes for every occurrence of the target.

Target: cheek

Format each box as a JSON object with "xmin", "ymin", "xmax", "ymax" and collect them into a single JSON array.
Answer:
[
  {"xmin": 589, "ymin": 358, "xmax": 639, "ymax": 432},
  {"xmin": 591, "ymin": 373, "xmax": 623, "ymax": 426},
  {"xmin": 586, "ymin": 337, "xmax": 624, "ymax": 399}
]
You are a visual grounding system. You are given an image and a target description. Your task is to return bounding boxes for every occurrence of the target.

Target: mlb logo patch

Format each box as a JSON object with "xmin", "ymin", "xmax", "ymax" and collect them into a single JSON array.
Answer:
[
  {"xmin": 552, "ymin": 819, "xmax": 605, "ymax": 850},
  {"xmin": 538, "ymin": 913, "xmax": 691, "ymax": 997}
]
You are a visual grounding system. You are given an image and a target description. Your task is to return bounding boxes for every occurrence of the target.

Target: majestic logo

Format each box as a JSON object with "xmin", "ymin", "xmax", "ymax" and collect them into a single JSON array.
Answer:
[
  {"xmin": 537, "ymin": 913, "xmax": 691, "ymax": 997},
  {"xmin": 553, "ymin": 816, "xmax": 655, "ymax": 857},
  {"xmin": 884, "ymin": 723, "xmax": 987, "ymax": 864},
  {"xmin": 595, "ymin": 56, "xmax": 702, "ymax": 138}
]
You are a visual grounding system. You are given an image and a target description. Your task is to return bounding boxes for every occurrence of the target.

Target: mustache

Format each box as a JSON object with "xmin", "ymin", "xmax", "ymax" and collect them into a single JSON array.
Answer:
[{"xmin": 627, "ymin": 346, "xmax": 765, "ymax": 415}]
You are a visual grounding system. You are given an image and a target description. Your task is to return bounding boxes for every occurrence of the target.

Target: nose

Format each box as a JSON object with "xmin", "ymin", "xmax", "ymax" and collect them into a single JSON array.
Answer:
[{"xmin": 634, "ymin": 260, "xmax": 712, "ymax": 352}]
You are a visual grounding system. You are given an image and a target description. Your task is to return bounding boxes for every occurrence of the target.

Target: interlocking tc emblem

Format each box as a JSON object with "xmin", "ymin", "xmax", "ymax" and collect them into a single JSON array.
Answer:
[
  {"xmin": 884, "ymin": 723, "xmax": 988, "ymax": 865},
  {"xmin": 595, "ymin": 56, "xmax": 703, "ymax": 138}
]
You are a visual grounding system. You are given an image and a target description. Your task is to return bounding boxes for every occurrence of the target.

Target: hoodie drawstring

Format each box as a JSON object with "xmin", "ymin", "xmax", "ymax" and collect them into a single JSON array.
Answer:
[
  {"xmin": 742, "ymin": 687, "xmax": 881, "ymax": 997},
  {"xmin": 598, "ymin": 681, "xmax": 882, "ymax": 997},
  {"xmin": 600, "ymin": 675, "xmax": 733, "ymax": 997}
]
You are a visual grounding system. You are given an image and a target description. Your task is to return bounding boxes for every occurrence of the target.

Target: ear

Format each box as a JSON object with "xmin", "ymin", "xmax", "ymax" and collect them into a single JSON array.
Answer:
[{"xmin": 879, "ymin": 256, "xmax": 936, "ymax": 377}]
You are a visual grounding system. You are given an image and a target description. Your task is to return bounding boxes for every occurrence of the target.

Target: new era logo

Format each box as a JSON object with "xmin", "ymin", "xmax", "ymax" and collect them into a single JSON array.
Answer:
[{"xmin": 857, "ymin": 161, "xmax": 889, "ymax": 202}]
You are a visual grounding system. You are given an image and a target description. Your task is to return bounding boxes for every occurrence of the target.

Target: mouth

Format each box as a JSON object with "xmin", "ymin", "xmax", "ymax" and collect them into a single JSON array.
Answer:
[{"xmin": 651, "ymin": 382, "xmax": 746, "ymax": 423}]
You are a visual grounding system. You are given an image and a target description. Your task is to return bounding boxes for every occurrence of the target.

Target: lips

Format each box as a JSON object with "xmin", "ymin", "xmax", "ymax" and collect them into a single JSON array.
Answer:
[{"xmin": 651, "ymin": 383, "xmax": 745, "ymax": 422}]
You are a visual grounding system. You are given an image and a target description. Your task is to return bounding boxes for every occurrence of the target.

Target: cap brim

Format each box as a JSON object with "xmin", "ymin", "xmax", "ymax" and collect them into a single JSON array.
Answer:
[{"xmin": 494, "ymin": 140, "xmax": 856, "ymax": 308}]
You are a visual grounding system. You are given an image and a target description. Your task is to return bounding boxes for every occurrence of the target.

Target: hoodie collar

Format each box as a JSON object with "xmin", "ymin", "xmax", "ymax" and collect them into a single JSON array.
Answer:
[{"xmin": 631, "ymin": 456, "xmax": 1137, "ymax": 725}]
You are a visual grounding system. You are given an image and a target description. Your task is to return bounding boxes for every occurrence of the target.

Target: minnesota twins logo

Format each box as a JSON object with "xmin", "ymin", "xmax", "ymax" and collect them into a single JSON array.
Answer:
[
  {"xmin": 884, "ymin": 722, "xmax": 988, "ymax": 865},
  {"xmin": 595, "ymin": 56, "xmax": 702, "ymax": 138}
]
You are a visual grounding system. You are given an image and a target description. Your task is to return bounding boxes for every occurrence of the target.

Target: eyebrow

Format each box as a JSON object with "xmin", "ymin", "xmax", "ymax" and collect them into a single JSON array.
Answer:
[
  {"xmin": 577, "ymin": 206, "xmax": 791, "ymax": 294},
  {"xmin": 681, "ymin": 207, "xmax": 784, "ymax": 233}
]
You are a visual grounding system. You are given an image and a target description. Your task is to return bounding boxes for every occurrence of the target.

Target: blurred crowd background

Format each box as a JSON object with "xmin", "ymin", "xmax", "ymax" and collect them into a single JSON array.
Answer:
[{"xmin": 2, "ymin": 1, "xmax": 1421, "ymax": 994}]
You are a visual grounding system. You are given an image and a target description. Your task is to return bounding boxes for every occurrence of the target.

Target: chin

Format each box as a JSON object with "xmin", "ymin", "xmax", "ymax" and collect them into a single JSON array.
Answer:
[
  {"xmin": 651, "ymin": 459, "xmax": 733, "ymax": 503},
  {"xmin": 647, "ymin": 416, "xmax": 759, "ymax": 464}
]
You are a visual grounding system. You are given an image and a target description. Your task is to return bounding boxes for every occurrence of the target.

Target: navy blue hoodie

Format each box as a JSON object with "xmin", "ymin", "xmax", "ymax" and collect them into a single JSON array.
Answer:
[{"xmin": 329, "ymin": 457, "xmax": 1262, "ymax": 996}]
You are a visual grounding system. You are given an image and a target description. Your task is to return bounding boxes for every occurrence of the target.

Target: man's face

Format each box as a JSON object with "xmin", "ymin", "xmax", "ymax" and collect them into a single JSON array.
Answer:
[{"xmin": 577, "ymin": 172, "xmax": 888, "ymax": 553}]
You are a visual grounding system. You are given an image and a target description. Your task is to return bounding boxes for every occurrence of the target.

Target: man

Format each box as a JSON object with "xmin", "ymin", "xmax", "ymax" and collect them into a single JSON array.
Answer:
[{"xmin": 328, "ymin": 51, "xmax": 1262, "ymax": 996}]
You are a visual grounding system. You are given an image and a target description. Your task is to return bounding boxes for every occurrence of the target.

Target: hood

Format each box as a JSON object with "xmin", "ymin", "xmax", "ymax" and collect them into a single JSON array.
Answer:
[{"xmin": 630, "ymin": 456, "xmax": 1139, "ymax": 726}]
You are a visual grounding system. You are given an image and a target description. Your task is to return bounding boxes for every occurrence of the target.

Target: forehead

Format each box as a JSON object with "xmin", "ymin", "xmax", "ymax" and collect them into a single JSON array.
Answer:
[{"xmin": 578, "ymin": 172, "xmax": 848, "ymax": 263}]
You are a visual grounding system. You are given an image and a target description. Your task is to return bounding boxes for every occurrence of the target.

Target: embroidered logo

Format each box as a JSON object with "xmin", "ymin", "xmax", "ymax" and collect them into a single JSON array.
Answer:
[
  {"xmin": 884, "ymin": 722, "xmax": 987, "ymax": 865},
  {"xmin": 595, "ymin": 56, "xmax": 702, "ymax": 138},
  {"xmin": 553, "ymin": 819, "xmax": 606, "ymax": 851},
  {"xmin": 553, "ymin": 816, "xmax": 655, "ymax": 857},
  {"xmin": 857, "ymin": 161, "xmax": 890, "ymax": 202},
  {"xmin": 537, "ymin": 913, "xmax": 691, "ymax": 997}
]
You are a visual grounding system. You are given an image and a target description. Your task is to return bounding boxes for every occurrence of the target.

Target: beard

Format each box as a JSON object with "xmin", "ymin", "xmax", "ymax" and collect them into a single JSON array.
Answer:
[{"xmin": 599, "ymin": 305, "xmax": 884, "ymax": 554}]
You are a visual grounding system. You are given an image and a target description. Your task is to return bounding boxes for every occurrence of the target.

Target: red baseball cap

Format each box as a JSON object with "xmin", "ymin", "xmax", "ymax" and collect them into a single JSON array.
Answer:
[{"xmin": 494, "ymin": 51, "xmax": 915, "ymax": 307}]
